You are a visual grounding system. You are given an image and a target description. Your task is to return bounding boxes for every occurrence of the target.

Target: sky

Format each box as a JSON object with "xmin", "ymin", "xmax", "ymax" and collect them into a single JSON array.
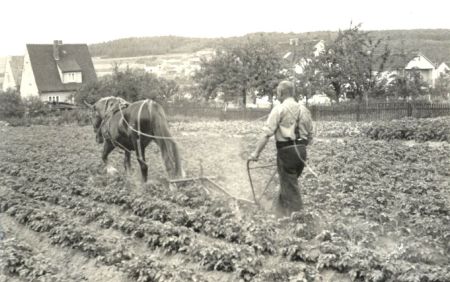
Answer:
[{"xmin": 1, "ymin": 0, "xmax": 450, "ymax": 56}]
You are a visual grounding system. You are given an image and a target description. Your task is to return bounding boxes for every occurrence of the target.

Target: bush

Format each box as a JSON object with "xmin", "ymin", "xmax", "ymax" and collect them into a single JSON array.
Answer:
[
  {"xmin": 364, "ymin": 117, "xmax": 450, "ymax": 142},
  {"xmin": 0, "ymin": 90, "xmax": 25, "ymax": 118},
  {"xmin": 74, "ymin": 67, "xmax": 180, "ymax": 105},
  {"xmin": 23, "ymin": 97, "xmax": 50, "ymax": 117},
  {"xmin": 4, "ymin": 109, "xmax": 91, "ymax": 127}
]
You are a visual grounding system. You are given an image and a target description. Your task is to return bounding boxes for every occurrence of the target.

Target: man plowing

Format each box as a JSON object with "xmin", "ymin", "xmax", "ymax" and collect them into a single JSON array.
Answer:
[{"xmin": 248, "ymin": 81, "xmax": 314, "ymax": 217}]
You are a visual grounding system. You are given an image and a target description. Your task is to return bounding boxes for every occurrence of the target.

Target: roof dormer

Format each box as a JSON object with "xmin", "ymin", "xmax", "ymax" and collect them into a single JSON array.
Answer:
[{"xmin": 53, "ymin": 40, "xmax": 83, "ymax": 83}]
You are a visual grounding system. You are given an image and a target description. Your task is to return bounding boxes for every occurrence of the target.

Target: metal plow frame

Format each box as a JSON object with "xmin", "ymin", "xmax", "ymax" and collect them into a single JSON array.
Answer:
[{"xmin": 167, "ymin": 175, "xmax": 257, "ymax": 206}]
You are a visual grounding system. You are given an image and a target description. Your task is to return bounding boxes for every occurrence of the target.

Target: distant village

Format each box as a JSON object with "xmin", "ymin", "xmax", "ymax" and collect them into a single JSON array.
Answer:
[{"xmin": 0, "ymin": 39, "xmax": 448, "ymax": 106}]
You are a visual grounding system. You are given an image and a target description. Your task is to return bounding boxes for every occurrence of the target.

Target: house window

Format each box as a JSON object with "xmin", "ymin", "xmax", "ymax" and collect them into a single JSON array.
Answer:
[
  {"xmin": 63, "ymin": 72, "xmax": 82, "ymax": 83},
  {"xmin": 49, "ymin": 97, "xmax": 52, "ymax": 102},
  {"xmin": 56, "ymin": 96, "xmax": 59, "ymax": 103}
]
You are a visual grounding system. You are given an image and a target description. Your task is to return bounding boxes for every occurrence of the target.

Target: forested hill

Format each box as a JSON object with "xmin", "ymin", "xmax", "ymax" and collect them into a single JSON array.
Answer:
[{"xmin": 89, "ymin": 29, "xmax": 450, "ymax": 63}]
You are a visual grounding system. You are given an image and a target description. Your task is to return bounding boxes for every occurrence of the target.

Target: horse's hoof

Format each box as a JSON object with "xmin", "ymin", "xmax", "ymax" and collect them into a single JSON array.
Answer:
[{"xmin": 106, "ymin": 166, "xmax": 118, "ymax": 175}]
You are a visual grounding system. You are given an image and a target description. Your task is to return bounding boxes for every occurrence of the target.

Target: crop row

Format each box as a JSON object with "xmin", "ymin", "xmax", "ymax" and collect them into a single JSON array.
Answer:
[
  {"xmin": 0, "ymin": 155, "xmax": 277, "ymax": 256},
  {"xmin": 3, "ymin": 178, "xmax": 265, "ymax": 281},
  {"xmin": 0, "ymin": 238, "xmax": 63, "ymax": 281},
  {"xmin": 0, "ymin": 193, "xmax": 233, "ymax": 282},
  {"xmin": 280, "ymin": 234, "xmax": 450, "ymax": 282}
]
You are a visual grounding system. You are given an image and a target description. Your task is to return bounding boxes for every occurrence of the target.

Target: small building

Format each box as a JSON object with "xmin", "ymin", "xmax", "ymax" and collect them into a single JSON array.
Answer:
[
  {"xmin": 435, "ymin": 62, "xmax": 450, "ymax": 79},
  {"xmin": 2, "ymin": 56, "xmax": 24, "ymax": 91},
  {"xmin": 20, "ymin": 40, "xmax": 97, "ymax": 104},
  {"xmin": 405, "ymin": 52, "xmax": 436, "ymax": 86}
]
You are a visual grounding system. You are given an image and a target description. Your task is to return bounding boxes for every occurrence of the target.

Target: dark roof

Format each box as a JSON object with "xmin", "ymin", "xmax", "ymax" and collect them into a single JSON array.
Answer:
[
  {"xmin": 26, "ymin": 44, "xmax": 97, "ymax": 93},
  {"xmin": 9, "ymin": 56, "xmax": 24, "ymax": 85},
  {"xmin": 381, "ymin": 51, "xmax": 429, "ymax": 71},
  {"xmin": 57, "ymin": 57, "xmax": 81, "ymax": 72},
  {"xmin": 384, "ymin": 51, "xmax": 450, "ymax": 71}
]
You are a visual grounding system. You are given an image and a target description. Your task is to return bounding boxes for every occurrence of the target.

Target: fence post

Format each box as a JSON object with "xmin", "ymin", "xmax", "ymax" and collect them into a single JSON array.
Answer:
[
  {"xmin": 310, "ymin": 106, "xmax": 317, "ymax": 121},
  {"xmin": 356, "ymin": 104, "xmax": 361, "ymax": 122},
  {"xmin": 407, "ymin": 102, "xmax": 412, "ymax": 117}
]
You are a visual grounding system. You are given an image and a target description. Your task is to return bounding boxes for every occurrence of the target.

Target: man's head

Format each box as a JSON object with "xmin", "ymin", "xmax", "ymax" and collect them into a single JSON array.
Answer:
[{"xmin": 276, "ymin": 81, "xmax": 295, "ymax": 102}]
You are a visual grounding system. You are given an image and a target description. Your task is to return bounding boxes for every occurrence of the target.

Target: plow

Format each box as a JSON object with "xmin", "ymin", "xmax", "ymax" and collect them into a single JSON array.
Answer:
[{"xmin": 162, "ymin": 160, "xmax": 278, "ymax": 209}]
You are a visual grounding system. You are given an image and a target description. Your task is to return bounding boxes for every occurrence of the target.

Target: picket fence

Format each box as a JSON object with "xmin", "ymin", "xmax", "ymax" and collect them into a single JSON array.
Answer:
[{"xmin": 164, "ymin": 102, "xmax": 450, "ymax": 122}]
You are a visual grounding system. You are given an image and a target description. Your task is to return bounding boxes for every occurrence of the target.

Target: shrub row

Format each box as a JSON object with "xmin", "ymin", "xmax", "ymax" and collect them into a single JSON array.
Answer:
[{"xmin": 364, "ymin": 117, "xmax": 450, "ymax": 142}]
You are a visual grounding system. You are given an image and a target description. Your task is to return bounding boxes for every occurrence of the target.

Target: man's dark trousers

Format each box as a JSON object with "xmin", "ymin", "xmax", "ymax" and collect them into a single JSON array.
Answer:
[{"xmin": 274, "ymin": 143, "xmax": 307, "ymax": 216}]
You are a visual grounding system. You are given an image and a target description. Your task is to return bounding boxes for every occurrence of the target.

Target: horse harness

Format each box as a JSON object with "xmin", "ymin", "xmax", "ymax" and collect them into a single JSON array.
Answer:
[
  {"xmin": 96, "ymin": 100, "xmax": 154, "ymax": 162},
  {"xmin": 97, "ymin": 103, "xmax": 133, "ymax": 153}
]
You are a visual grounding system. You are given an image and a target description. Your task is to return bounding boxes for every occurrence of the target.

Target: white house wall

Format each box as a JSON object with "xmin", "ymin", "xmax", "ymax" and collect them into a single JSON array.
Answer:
[
  {"xmin": 62, "ymin": 72, "xmax": 82, "ymax": 83},
  {"xmin": 2, "ymin": 58, "xmax": 18, "ymax": 91},
  {"xmin": 41, "ymin": 92, "xmax": 75, "ymax": 103},
  {"xmin": 20, "ymin": 50, "xmax": 39, "ymax": 99},
  {"xmin": 405, "ymin": 55, "xmax": 435, "ymax": 70},
  {"xmin": 313, "ymin": 41, "xmax": 325, "ymax": 57},
  {"xmin": 421, "ymin": 69, "xmax": 434, "ymax": 86},
  {"xmin": 435, "ymin": 63, "xmax": 449, "ymax": 79}
]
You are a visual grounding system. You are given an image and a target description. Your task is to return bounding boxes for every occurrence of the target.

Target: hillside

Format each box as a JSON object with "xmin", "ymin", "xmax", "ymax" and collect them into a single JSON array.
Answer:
[{"xmin": 89, "ymin": 29, "xmax": 450, "ymax": 64}]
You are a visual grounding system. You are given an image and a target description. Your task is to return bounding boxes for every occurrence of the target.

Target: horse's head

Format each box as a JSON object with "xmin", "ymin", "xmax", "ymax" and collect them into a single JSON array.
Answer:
[{"xmin": 84, "ymin": 97, "xmax": 128, "ymax": 144}]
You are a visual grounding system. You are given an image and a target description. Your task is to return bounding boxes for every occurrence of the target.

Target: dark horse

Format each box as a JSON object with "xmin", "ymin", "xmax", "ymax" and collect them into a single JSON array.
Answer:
[{"xmin": 85, "ymin": 97, "xmax": 184, "ymax": 182}]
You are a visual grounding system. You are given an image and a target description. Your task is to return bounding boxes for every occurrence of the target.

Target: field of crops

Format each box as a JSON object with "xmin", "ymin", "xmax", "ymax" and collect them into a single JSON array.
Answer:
[{"xmin": 0, "ymin": 119, "xmax": 449, "ymax": 282}]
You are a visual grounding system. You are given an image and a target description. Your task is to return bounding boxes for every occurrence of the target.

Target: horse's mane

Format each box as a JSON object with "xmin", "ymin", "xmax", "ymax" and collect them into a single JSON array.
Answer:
[
  {"xmin": 99, "ymin": 96, "xmax": 130, "ymax": 106},
  {"xmin": 95, "ymin": 96, "xmax": 130, "ymax": 119}
]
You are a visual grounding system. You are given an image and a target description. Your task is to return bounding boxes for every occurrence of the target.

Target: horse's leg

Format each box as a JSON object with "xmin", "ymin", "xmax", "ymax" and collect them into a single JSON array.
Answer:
[
  {"xmin": 124, "ymin": 151, "xmax": 131, "ymax": 173},
  {"xmin": 101, "ymin": 141, "xmax": 118, "ymax": 176},
  {"xmin": 134, "ymin": 139, "xmax": 148, "ymax": 183},
  {"xmin": 102, "ymin": 141, "xmax": 115, "ymax": 165},
  {"xmin": 137, "ymin": 152, "xmax": 148, "ymax": 183}
]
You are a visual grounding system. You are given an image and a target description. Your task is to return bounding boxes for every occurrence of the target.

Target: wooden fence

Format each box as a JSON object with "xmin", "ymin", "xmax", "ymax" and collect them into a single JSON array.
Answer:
[
  {"xmin": 309, "ymin": 102, "xmax": 450, "ymax": 121},
  {"xmin": 164, "ymin": 102, "xmax": 450, "ymax": 122},
  {"xmin": 164, "ymin": 105, "xmax": 270, "ymax": 120}
]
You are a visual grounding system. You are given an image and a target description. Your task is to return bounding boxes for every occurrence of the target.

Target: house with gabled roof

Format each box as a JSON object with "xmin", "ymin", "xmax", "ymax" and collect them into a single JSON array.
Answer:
[
  {"xmin": 20, "ymin": 40, "xmax": 97, "ymax": 104},
  {"xmin": 382, "ymin": 52, "xmax": 449, "ymax": 88},
  {"xmin": 435, "ymin": 62, "xmax": 449, "ymax": 78},
  {"xmin": 404, "ymin": 52, "xmax": 437, "ymax": 86},
  {"xmin": 2, "ymin": 56, "xmax": 24, "ymax": 91}
]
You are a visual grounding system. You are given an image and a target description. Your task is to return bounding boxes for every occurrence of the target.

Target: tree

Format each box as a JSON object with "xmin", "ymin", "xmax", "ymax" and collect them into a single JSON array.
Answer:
[
  {"xmin": 194, "ymin": 36, "xmax": 285, "ymax": 107},
  {"xmin": 287, "ymin": 57, "xmax": 325, "ymax": 104},
  {"xmin": 245, "ymin": 38, "xmax": 285, "ymax": 103},
  {"xmin": 75, "ymin": 79, "xmax": 112, "ymax": 105},
  {"xmin": 315, "ymin": 46, "xmax": 347, "ymax": 103},
  {"xmin": 432, "ymin": 72, "xmax": 450, "ymax": 99},
  {"xmin": 75, "ymin": 66, "xmax": 179, "ymax": 105},
  {"xmin": 316, "ymin": 23, "xmax": 391, "ymax": 103},
  {"xmin": 388, "ymin": 69, "xmax": 429, "ymax": 100}
]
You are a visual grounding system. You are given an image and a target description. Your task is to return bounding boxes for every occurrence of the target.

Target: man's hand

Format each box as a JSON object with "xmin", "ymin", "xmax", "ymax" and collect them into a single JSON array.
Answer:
[
  {"xmin": 248, "ymin": 134, "xmax": 269, "ymax": 162},
  {"xmin": 248, "ymin": 152, "xmax": 259, "ymax": 162}
]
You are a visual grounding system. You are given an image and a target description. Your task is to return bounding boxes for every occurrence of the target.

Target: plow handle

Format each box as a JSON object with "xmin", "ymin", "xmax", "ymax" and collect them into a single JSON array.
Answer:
[{"xmin": 246, "ymin": 160, "xmax": 259, "ymax": 207}]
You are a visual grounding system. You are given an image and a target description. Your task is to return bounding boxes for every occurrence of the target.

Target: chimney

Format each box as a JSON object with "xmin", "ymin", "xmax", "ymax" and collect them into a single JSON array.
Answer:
[{"xmin": 53, "ymin": 40, "xmax": 62, "ymax": 60}]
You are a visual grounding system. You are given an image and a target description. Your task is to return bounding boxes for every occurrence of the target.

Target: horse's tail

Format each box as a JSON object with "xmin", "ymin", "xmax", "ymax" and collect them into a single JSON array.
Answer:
[{"xmin": 148, "ymin": 101, "xmax": 184, "ymax": 178}]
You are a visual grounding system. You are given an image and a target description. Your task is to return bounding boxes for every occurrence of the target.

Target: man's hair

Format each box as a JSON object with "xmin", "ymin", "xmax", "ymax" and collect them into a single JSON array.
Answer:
[{"xmin": 277, "ymin": 81, "xmax": 295, "ymax": 97}]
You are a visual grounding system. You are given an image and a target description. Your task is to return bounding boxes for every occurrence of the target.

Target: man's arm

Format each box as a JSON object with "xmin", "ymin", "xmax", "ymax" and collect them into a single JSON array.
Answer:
[
  {"xmin": 249, "ymin": 106, "xmax": 280, "ymax": 161},
  {"xmin": 298, "ymin": 105, "xmax": 314, "ymax": 144},
  {"xmin": 249, "ymin": 134, "xmax": 270, "ymax": 161}
]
